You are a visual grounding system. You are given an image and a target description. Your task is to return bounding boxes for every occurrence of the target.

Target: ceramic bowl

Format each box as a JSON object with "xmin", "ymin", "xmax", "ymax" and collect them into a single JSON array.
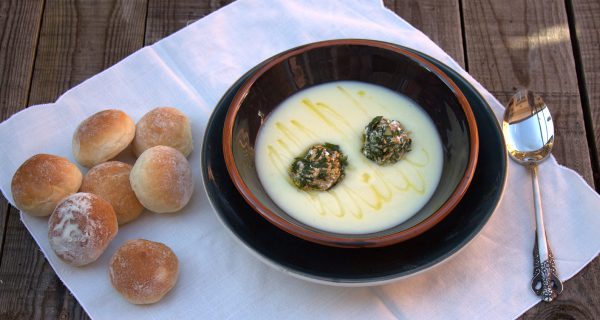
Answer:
[
  {"xmin": 202, "ymin": 45, "xmax": 506, "ymax": 283},
  {"xmin": 222, "ymin": 39, "xmax": 479, "ymax": 248}
]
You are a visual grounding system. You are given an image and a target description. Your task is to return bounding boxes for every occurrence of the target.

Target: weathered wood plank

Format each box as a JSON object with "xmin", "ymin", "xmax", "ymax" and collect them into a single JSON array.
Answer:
[
  {"xmin": 571, "ymin": 0, "xmax": 600, "ymax": 188},
  {"xmin": 462, "ymin": 0, "xmax": 593, "ymax": 185},
  {"xmin": 0, "ymin": 208, "xmax": 88, "ymax": 320},
  {"xmin": 461, "ymin": 0, "xmax": 599, "ymax": 318},
  {"xmin": 0, "ymin": 0, "xmax": 148, "ymax": 318},
  {"xmin": 28, "ymin": 0, "xmax": 148, "ymax": 105},
  {"xmin": 145, "ymin": 0, "xmax": 234, "ymax": 45},
  {"xmin": 520, "ymin": 258, "xmax": 600, "ymax": 319},
  {"xmin": 383, "ymin": 0, "xmax": 465, "ymax": 68},
  {"xmin": 0, "ymin": 0, "xmax": 45, "ymax": 269},
  {"xmin": 0, "ymin": 0, "xmax": 45, "ymax": 121}
]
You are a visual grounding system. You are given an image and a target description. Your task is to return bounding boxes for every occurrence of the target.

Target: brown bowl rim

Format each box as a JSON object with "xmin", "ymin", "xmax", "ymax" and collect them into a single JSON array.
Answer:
[{"xmin": 222, "ymin": 39, "xmax": 479, "ymax": 248}]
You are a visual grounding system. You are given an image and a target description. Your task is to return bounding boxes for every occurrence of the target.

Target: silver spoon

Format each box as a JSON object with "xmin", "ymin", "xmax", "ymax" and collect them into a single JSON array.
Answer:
[{"xmin": 502, "ymin": 89, "xmax": 563, "ymax": 302}]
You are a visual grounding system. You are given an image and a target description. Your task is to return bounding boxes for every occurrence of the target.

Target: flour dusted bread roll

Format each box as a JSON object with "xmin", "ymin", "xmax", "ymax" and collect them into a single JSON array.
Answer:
[
  {"xmin": 48, "ymin": 193, "xmax": 118, "ymax": 266},
  {"xmin": 73, "ymin": 109, "xmax": 135, "ymax": 167},
  {"xmin": 133, "ymin": 107, "xmax": 193, "ymax": 157},
  {"xmin": 11, "ymin": 154, "xmax": 82, "ymax": 217},
  {"xmin": 110, "ymin": 239, "xmax": 179, "ymax": 304},
  {"xmin": 130, "ymin": 146, "xmax": 193, "ymax": 213},
  {"xmin": 81, "ymin": 161, "xmax": 144, "ymax": 225}
]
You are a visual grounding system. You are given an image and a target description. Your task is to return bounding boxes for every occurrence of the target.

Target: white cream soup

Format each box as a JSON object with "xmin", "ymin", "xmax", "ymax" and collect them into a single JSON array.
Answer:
[{"xmin": 255, "ymin": 81, "xmax": 443, "ymax": 234}]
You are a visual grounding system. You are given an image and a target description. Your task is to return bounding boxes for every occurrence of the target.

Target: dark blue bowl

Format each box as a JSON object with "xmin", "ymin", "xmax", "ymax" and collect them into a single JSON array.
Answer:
[{"xmin": 201, "ymin": 44, "xmax": 507, "ymax": 284}]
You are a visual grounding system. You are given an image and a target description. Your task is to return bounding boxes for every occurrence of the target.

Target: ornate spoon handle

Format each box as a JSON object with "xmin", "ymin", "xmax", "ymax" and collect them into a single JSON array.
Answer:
[
  {"xmin": 531, "ymin": 235, "xmax": 563, "ymax": 301},
  {"xmin": 530, "ymin": 165, "xmax": 563, "ymax": 301}
]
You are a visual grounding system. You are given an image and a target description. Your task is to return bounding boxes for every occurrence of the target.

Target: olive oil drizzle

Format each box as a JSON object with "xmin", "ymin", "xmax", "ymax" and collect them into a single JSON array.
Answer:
[
  {"xmin": 301, "ymin": 99, "xmax": 352, "ymax": 136},
  {"xmin": 390, "ymin": 165, "xmax": 426, "ymax": 194},
  {"xmin": 405, "ymin": 148, "xmax": 429, "ymax": 167},
  {"xmin": 290, "ymin": 120, "xmax": 319, "ymax": 139},
  {"xmin": 367, "ymin": 95, "xmax": 393, "ymax": 114},
  {"xmin": 304, "ymin": 186, "xmax": 369, "ymax": 219},
  {"xmin": 280, "ymin": 151, "xmax": 428, "ymax": 218},
  {"xmin": 275, "ymin": 139, "xmax": 294, "ymax": 157},
  {"xmin": 275, "ymin": 121, "xmax": 303, "ymax": 148},
  {"xmin": 336, "ymin": 85, "xmax": 369, "ymax": 116},
  {"xmin": 264, "ymin": 86, "xmax": 434, "ymax": 219},
  {"xmin": 269, "ymin": 142, "xmax": 428, "ymax": 219},
  {"xmin": 267, "ymin": 146, "xmax": 290, "ymax": 177},
  {"xmin": 327, "ymin": 190, "xmax": 346, "ymax": 217},
  {"xmin": 305, "ymin": 192, "xmax": 345, "ymax": 217},
  {"xmin": 337, "ymin": 186, "xmax": 364, "ymax": 218}
]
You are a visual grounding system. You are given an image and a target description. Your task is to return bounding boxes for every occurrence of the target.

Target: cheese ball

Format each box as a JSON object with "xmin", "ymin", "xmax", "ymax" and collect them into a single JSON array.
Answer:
[
  {"xmin": 289, "ymin": 143, "xmax": 347, "ymax": 191},
  {"xmin": 133, "ymin": 107, "xmax": 193, "ymax": 157},
  {"xmin": 109, "ymin": 239, "xmax": 179, "ymax": 304},
  {"xmin": 73, "ymin": 109, "xmax": 135, "ymax": 167},
  {"xmin": 48, "ymin": 193, "xmax": 118, "ymax": 266},
  {"xmin": 130, "ymin": 146, "xmax": 193, "ymax": 213},
  {"xmin": 11, "ymin": 154, "xmax": 82, "ymax": 217},
  {"xmin": 81, "ymin": 161, "xmax": 144, "ymax": 225},
  {"xmin": 362, "ymin": 116, "xmax": 412, "ymax": 166}
]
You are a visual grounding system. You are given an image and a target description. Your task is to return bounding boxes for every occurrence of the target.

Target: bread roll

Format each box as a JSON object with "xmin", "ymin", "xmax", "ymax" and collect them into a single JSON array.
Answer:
[
  {"xmin": 11, "ymin": 154, "xmax": 82, "ymax": 217},
  {"xmin": 73, "ymin": 109, "xmax": 135, "ymax": 167},
  {"xmin": 133, "ymin": 107, "xmax": 193, "ymax": 157},
  {"xmin": 130, "ymin": 146, "xmax": 193, "ymax": 213},
  {"xmin": 81, "ymin": 161, "xmax": 144, "ymax": 225},
  {"xmin": 48, "ymin": 193, "xmax": 118, "ymax": 266},
  {"xmin": 109, "ymin": 239, "xmax": 179, "ymax": 304}
]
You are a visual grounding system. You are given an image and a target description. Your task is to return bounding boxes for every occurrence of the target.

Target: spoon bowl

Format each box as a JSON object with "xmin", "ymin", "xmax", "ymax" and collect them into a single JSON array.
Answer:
[
  {"xmin": 503, "ymin": 90, "xmax": 554, "ymax": 165},
  {"xmin": 502, "ymin": 89, "xmax": 563, "ymax": 302}
]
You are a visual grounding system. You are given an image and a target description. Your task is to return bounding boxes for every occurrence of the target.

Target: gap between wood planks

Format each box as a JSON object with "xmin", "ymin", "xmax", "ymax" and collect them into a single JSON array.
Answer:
[
  {"xmin": 565, "ymin": 0, "xmax": 600, "ymax": 191},
  {"xmin": 0, "ymin": 202, "xmax": 9, "ymax": 266},
  {"xmin": 142, "ymin": 0, "xmax": 150, "ymax": 45},
  {"xmin": 0, "ymin": 0, "xmax": 47, "ymax": 269},
  {"xmin": 458, "ymin": 0, "xmax": 470, "ymax": 72}
]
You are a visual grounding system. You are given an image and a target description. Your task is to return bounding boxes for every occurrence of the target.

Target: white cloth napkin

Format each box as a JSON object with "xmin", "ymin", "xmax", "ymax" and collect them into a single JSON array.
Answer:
[{"xmin": 0, "ymin": 0, "xmax": 598, "ymax": 319}]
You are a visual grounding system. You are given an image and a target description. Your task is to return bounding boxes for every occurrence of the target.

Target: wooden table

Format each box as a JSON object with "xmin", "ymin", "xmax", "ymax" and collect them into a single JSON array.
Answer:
[{"xmin": 0, "ymin": 0, "xmax": 598, "ymax": 318}]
